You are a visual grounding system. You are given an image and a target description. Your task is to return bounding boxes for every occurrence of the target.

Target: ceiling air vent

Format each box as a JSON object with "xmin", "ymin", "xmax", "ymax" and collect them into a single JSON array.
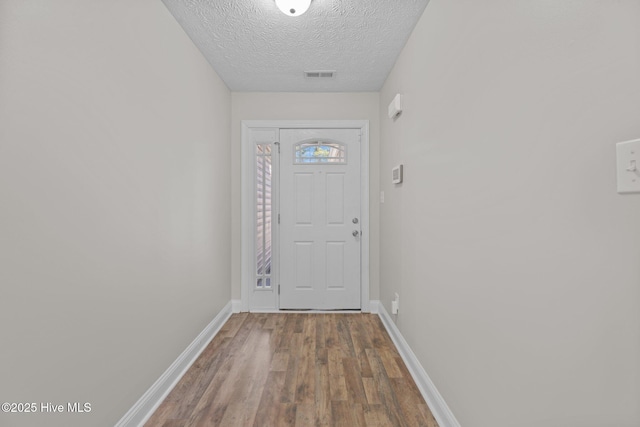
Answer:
[{"xmin": 304, "ymin": 70, "xmax": 336, "ymax": 79}]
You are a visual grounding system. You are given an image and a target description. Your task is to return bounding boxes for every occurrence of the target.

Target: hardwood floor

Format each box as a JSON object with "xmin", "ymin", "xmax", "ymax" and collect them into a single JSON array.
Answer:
[{"xmin": 145, "ymin": 313, "xmax": 439, "ymax": 427}]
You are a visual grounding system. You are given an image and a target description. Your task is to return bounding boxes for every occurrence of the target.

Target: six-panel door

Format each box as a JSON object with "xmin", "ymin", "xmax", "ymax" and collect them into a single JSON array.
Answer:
[{"xmin": 279, "ymin": 128, "xmax": 361, "ymax": 309}]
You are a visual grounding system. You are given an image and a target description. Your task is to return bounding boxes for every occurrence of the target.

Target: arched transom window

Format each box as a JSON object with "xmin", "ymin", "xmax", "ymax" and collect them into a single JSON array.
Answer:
[{"xmin": 294, "ymin": 140, "xmax": 347, "ymax": 164}]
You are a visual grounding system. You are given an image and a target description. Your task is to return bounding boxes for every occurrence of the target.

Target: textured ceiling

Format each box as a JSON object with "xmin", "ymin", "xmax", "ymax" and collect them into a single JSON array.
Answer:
[{"xmin": 161, "ymin": 0, "xmax": 430, "ymax": 92}]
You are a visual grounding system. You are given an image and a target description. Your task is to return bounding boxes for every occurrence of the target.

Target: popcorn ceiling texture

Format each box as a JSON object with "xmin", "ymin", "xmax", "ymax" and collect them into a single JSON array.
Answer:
[{"xmin": 161, "ymin": 0, "xmax": 430, "ymax": 92}]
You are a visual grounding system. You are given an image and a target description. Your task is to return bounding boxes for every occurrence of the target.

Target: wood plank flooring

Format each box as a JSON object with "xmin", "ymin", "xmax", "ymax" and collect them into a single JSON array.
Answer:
[{"xmin": 145, "ymin": 313, "xmax": 439, "ymax": 427}]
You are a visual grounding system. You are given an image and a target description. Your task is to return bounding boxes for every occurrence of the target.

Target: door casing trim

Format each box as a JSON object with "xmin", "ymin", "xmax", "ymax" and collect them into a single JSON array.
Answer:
[{"xmin": 241, "ymin": 120, "xmax": 370, "ymax": 312}]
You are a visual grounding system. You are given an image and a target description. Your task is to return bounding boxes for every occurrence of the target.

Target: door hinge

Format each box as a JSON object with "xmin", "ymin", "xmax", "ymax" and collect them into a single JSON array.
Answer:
[
  {"xmin": 274, "ymin": 141, "xmax": 280, "ymax": 153},
  {"xmin": 278, "ymin": 284, "xmax": 280, "ymax": 295},
  {"xmin": 278, "ymin": 213, "xmax": 280, "ymax": 224}
]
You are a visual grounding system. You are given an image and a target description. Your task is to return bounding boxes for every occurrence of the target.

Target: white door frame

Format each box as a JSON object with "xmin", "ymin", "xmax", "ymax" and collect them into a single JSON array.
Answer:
[{"xmin": 241, "ymin": 120, "xmax": 370, "ymax": 312}]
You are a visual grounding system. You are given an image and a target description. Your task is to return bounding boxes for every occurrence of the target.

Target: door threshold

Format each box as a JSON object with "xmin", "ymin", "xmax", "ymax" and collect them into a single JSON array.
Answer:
[{"xmin": 250, "ymin": 309, "xmax": 362, "ymax": 314}]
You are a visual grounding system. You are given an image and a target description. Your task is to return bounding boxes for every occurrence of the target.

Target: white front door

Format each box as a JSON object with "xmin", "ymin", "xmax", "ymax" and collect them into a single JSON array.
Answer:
[{"xmin": 279, "ymin": 128, "xmax": 361, "ymax": 309}]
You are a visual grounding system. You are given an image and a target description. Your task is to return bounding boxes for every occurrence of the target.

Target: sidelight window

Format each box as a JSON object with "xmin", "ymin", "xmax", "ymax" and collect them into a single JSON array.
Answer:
[{"xmin": 256, "ymin": 144, "xmax": 272, "ymax": 289}]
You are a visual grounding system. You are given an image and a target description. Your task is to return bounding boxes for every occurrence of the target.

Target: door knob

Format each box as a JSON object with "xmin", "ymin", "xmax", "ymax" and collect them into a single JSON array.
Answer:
[
  {"xmin": 352, "ymin": 218, "xmax": 359, "ymax": 224},
  {"xmin": 352, "ymin": 230, "xmax": 359, "ymax": 237}
]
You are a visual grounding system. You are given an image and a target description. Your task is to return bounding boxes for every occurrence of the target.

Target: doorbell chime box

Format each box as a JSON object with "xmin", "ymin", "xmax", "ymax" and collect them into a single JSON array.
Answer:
[{"xmin": 388, "ymin": 94, "xmax": 403, "ymax": 119}]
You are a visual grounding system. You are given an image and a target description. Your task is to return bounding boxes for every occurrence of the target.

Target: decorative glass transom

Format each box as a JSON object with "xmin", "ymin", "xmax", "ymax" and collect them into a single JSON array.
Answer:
[{"xmin": 294, "ymin": 141, "xmax": 346, "ymax": 164}]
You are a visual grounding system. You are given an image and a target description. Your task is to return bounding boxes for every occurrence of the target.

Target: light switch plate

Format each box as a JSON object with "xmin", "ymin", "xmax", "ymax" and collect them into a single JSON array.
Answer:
[{"xmin": 616, "ymin": 138, "xmax": 640, "ymax": 193}]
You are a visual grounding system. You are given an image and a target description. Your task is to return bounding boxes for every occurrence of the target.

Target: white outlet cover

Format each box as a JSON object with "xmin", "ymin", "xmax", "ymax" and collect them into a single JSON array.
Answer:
[{"xmin": 616, "ymin": 138, "xmax": 640, "ymax": 193}]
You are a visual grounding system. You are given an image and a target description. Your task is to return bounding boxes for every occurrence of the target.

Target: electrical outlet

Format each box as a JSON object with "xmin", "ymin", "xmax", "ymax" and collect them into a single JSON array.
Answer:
[{"xmin": 392, "ymin": 292, "xmax": 399, "ymax": 314}]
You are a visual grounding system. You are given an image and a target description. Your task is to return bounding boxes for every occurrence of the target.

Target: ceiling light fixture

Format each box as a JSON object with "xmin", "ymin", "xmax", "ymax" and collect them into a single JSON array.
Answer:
[{"xmin": 275, "ymin": 0, "xmax": 311, "ymax": 17}]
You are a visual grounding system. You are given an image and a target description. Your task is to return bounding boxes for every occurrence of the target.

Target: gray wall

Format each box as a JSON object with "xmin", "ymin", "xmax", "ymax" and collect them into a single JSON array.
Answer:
[
  {"xmin": 379, "ymin": 0, "xmax": 640, "ymax": 426},
  {"xmin": 0, "ymin": 1, "xmax": 231, "ymax": 426},
  {"xmin": 230, "ymin": 92, "xmax": 381, "ymax": 303}
]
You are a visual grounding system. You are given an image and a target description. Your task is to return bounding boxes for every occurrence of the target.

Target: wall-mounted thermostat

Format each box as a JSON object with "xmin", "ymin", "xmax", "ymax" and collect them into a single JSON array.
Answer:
[{"xmin": 392, "ymin": 165, "xmax": 403, "ymax": 184}]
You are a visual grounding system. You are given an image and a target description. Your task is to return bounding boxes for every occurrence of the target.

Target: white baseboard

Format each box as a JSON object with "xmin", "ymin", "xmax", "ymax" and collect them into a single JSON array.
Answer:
[
  {"xmin": 368, "ymin": 300, "xmax": 380, "ymax": 314},
  {"xmin": 114, "ymin": 301, "xmax": 233, "ymax": 427},
  {"xmin": 231, "ymin": 299, "xmax": 242, "ymax": 313},
  {"xmin": 376, "ymin": 302, "xmax": 461, "ymax": 427}
]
